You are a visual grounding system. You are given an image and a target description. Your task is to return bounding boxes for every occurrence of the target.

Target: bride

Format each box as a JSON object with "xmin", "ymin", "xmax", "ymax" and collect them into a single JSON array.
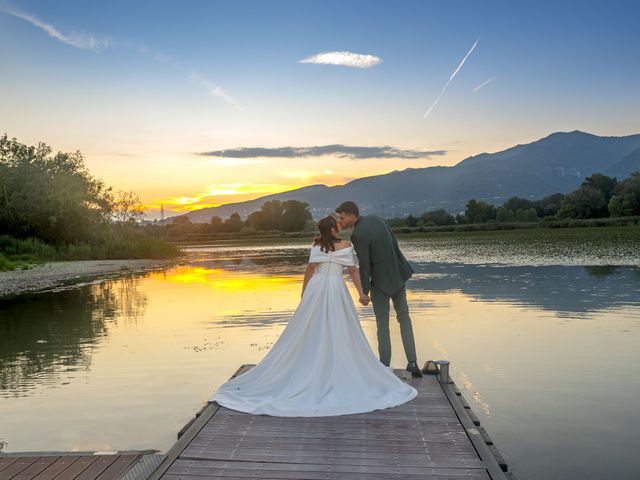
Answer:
[{"xmin": 210, "ymin": 215, "xmax": 418, "ymax": 417}]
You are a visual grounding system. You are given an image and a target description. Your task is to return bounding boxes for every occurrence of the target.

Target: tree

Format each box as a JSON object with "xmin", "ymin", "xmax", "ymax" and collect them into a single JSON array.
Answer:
[
  {"xmin": 455, "ymin": 213, "xmax": 468, "ymax": 224},
  {"xmin": 465, "ymin": 199, "xmax": 496, "ymax": 223},
  {"xmin": 536, "ymin": 193, "xmax": 564, "ymax": 217},
  {"xmin": 224, "ymin": 212, "xmax": 244, "ymax": 232},
  {"xmin": 608, "ymin": 171, "xmax": 640, "ymax": 217},
  {"xmin": 504, "ymin": 196, "xmax": 534, "ymax": 214},
  {"xmin": 496, "ymin": 206, "xmax": 513, "ymax": 223},
  {"xmin": 261, "ymin": 200, "xmax": 284, "ymax": 230},
  {"xmin": 558, "ymin": 186, "xmax": 607, "ymax": 218},
  {"xmin": 421, "ymin": 209, "xmax": 455, "ymax": 226},
  {"xmin": 168, "ymin": 215, "xmax": 192, "ymax": 238},
  {"xmin": 246, "ymin": 200, "xmax": 283, "ymax": 231},
  {"xmin": 582, "ymin": 173, "xmax": 618, "ymax": 203},
  {"xmin": 246, "ymin": 210, "xmax": 265, "ymax": 230},
  {"xmin": 515, "ymin": 207, "xmax": 538, "ymax": 222},
  {"xmin": 246, "ymin": 200, "xmax": 311, "ymax": 232},
  {"xmin": 405, "ymin": 214, "xmax": 419, "ymax": 227},
  {"xmin": 111, "ymin": 190, "xmax": 145, "ymax": 238},
  {"xmin": 0, "ymin": 134, "xmax": 112, "ymax": 244},
  {"xmin": 280, "ymin": 200, "xmax": 312, "ymax": 232},
  {"xmin": 210, "ymin": 215, "xmax": 223, "ymax": 231}
]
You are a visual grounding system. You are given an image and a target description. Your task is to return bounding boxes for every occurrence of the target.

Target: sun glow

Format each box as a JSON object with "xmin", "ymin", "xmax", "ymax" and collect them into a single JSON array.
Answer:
[
  {"xmin": 143, "ymin": 182, "xmax": 305, "ymax": 215},
  {"xmin": 152, "ymin": 266, "xmax": 302, "ymax": 293}
]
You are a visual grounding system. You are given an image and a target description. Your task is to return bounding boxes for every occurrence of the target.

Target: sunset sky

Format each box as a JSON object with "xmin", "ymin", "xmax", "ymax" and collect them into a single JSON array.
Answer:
[{"xmin": 1, "ymin": 0, "xmax": 639, "ymax": 219}]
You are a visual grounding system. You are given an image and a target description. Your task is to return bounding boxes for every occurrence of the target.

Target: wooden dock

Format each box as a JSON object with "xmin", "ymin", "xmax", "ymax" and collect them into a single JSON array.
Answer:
[
  {"xmin": 0, "ymin": 451, "xmax": 162, "ymax": 480},
  {"xmin": 148, "ymin": 364, "xmax": 514, "ymax": 480}
]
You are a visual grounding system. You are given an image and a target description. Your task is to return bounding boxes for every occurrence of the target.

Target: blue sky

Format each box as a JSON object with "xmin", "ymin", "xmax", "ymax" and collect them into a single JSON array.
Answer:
[{"xmin": 1, "ymin": 0, "xmax": 639, "ymax": 218}]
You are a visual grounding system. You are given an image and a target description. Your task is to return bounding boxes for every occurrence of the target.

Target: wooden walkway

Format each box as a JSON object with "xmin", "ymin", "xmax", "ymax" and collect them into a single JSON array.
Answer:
[
  {"xmin": 149, "ymin": 365, "xmax": 513, "ymax": 480},
  {"xmin": 0, "ymin": 452, "xmax": 154, "ymax": 480}
]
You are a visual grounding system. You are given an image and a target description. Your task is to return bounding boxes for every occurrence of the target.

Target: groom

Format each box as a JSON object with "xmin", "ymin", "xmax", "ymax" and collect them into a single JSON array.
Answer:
[{"xmin": 335, "ymin": 201, "xmax": 422, "ymax": 377}]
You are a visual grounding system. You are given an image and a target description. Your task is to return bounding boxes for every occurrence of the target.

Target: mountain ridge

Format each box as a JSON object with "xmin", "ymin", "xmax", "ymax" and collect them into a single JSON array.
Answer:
[{"xmin": 169, "ymin": 130, "xmax": 640, "ymax": 223}]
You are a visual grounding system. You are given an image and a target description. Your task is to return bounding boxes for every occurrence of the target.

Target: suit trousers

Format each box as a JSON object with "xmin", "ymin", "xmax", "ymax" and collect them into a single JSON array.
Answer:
[{"xmin": 369, "ymin": 284, "xmax": 417, "ymax": 366}]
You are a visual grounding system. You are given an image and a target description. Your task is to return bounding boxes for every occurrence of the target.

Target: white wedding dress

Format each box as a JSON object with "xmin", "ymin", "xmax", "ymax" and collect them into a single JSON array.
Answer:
[{"xmin": 210, "ymin": 244, "xmax": 418, "ymax": 417}]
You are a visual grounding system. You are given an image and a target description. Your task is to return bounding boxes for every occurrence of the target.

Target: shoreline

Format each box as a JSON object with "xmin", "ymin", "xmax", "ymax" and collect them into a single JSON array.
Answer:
[{"xmin": 0, "ymin": 256, "xmax": 189, "ymax": 300}]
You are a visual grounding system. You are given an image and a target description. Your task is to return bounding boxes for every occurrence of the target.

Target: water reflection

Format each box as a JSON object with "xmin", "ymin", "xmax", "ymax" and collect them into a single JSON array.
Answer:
[
  {"xmin": 0, "ymin": 276, "xmax": 147, "ymax": 396},
  {"xmin": 187, "ymin": 246, "xmax": 640, "ymax": 316},
  {"xmin": 410, "ymin": 263, "xmax": 640, "ymax": 316},
  {"xmin": 187, "ymin": 246, "xmax": 309, "ymax": 277}
]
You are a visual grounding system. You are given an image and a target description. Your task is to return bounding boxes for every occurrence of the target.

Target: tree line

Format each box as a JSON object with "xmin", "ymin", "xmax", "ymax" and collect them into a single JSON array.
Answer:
[
  {"xmin": 389, "ymin": 171, "xmax": 640, "ymax": 228},
  {"xmin": 160, "ymin": 199, "xmax": 313, "ymax": 239},
  {"xmin": 0, "ymin": 134, "xmax": 179, "ymax": 267}
]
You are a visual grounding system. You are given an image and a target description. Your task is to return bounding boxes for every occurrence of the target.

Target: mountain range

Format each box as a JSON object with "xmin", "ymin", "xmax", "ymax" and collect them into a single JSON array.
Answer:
[{"xmin": 169, "ymin": 130, "xmax": 640, "ymax": 222}]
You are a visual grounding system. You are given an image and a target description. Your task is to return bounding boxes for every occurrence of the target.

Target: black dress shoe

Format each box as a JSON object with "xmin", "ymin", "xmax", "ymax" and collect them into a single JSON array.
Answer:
[{"xmin": 406, "ymin": 361, "xmax": 423, "ymax": 377}]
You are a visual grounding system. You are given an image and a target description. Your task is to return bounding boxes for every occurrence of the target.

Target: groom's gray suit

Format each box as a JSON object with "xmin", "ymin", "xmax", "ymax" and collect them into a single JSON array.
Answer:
[{"xmin": 350, "ymin": 215, "xmax": 417, "ymax": 366}]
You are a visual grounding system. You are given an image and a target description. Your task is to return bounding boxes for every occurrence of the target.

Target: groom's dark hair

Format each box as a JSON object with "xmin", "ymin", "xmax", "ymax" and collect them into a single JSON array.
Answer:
[{"xmin": 335, "ymin": 201, "xmax": 359, "ymax": 217}]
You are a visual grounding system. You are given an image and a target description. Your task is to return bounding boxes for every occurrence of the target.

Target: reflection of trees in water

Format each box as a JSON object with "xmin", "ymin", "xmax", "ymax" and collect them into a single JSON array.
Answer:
[
  {"xmin": 98, "ymin": 275, "xmax": 148, "ymax": 322},
  {"xmin": 409, "ymin": 264, "xmax": 640, "ymax": 315},
  {"xmin": 187, "ymin": 246, "xmax": 312, "ymax": 278},
  {"xmin": 0, "ymin": 275, "xmax": 147, "ymax": 396},
  {"xmin": 193, "ymin": 250, "xmax": 308, "ymax": 276},
  {"xmin": 583, "ymin": 265, "xmax": 620, "ymax": 278},
  {"xmin": 250, "ymin": 253, "xmax": 307, "ymax": 273}
]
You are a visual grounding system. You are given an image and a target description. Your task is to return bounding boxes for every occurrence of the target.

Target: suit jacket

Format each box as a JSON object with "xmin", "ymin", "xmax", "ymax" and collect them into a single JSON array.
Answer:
[{"xmin": 351, "ymin": 215, "xmax": 414, "ymax": 296}]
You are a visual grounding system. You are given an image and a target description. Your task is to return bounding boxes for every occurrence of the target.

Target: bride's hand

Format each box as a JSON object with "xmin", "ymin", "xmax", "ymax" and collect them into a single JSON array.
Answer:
[{"xmin": 359, "ymin": 294, "xmax": 370, "ymax": 306}]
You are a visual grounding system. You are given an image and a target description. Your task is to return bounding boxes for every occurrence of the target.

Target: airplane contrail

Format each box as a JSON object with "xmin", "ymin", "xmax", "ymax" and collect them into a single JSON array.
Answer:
[
  {"xmin": 473, "ymin": 77, "xmax": 494, "ymax": 92},
  {"xmin": 0, "ymin": 5, "xmax": 238, "ymax": 107},
  {"xmin": 0, "ymin": 5, "xmax": 111, "ymax": 50},
  {"xmin": 424, "ymin": 38, "xmax": 479, "ymax": 119}
]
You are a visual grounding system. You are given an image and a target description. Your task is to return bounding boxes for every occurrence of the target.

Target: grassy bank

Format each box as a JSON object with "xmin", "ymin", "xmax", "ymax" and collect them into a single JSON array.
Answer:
[{"xmin": 0, "ymin": 234, "xmax": 183, "ymax": 272}]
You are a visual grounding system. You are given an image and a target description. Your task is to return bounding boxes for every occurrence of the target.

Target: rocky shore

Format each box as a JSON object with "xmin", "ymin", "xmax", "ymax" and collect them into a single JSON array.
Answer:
[{"xmin": 0, "ymin": 257, "xmax": 188, "ymax": 299}]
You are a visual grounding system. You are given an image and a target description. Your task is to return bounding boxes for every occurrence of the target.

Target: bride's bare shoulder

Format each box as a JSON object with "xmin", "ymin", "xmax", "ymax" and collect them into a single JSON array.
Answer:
[{"xmin": 334, "ymin": 240, "xmax": 352, "ymax": 251}]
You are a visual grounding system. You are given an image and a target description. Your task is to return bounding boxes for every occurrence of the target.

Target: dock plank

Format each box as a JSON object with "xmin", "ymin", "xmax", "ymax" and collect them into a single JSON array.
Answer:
[
  {"xmin": 35, "ymin": 456, "xmax": 88, "ymax": 480},
  {"xmin": 11, "ymin": 457, "xmax": 58, "ymax": 480},
  {"xmin": 72, "ymin": 455, "xmax": 120, "ymax": 480},
  {"xmin": 187, "ymin": 437, "xmax": 477, "ymax": 454},
  {"xmin": 168, "ymin": 458, "xmax": 490, "ymax": 477},
  {"xmin": 94, "ymin": 455, "xmax": 140, "ymax": 480},
  {"xmin": 0, "ymin": 458, "xmax": 20, "ymax": 474},
  {"xmin": 0, "ymin": 457, "xmax": 40, "ymax": 480},
  {"xmin": 179, "ymin": 447, "xmax": 484, "ymax": 467},
  {"xmin": 162, "ymin": 472, "xmax": 491, "ymax": 480},
  {"xmin": 0, "ymin": 453, "xmax": 148, "ymax": 480}
]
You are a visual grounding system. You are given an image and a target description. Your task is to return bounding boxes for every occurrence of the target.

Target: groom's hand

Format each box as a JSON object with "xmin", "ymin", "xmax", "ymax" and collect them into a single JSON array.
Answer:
[{"xmin": 359, "ymin": 294, "xmax": 370, "ymax": 306}]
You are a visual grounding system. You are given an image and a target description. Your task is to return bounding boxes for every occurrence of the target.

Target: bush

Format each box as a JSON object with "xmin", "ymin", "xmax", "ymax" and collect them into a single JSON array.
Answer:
[
  {"xmin": 0, "ymin": 234, "xmax": 56, "ymax": 258},
  {"xmin": 63, "ymin": 235, "xmax": 181, "ymax": 260},
  {"xmin": 0, "ymin": 253, "xmax": 16, "ymax": 271},
  {"xmin": 238, "ymin": 226, "xmax": 258, "ymax": 236}
]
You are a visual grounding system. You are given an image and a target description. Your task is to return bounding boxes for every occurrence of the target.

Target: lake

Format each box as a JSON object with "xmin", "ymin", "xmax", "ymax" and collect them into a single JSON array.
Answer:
[{"xmin": 1, "ymin": 229, "xmax": 640, "ymax": 479}]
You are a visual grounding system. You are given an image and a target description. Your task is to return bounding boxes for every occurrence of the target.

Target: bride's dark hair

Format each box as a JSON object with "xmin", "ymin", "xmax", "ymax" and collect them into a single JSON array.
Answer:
[{"xmin": 313, "ymin": 216, "xmax": 340, "ymax": 253}]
